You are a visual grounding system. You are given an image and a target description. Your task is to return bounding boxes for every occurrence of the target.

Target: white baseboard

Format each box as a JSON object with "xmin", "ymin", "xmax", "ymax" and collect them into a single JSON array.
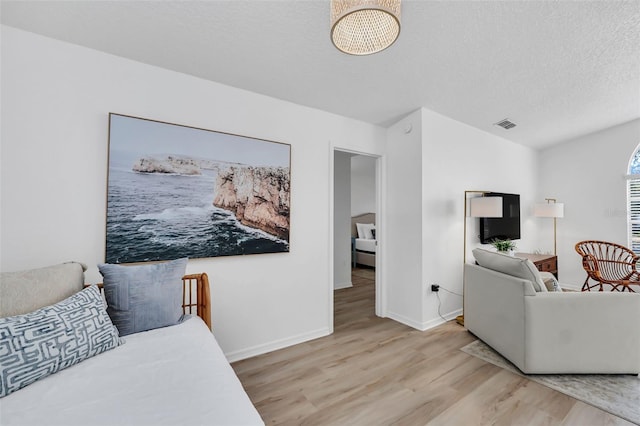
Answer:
[
  {"xmin": 225, "ymin": 307, "xmax": 463, "ymax": 362},
  {"xmin": 420, "ymin": 308, "xmax": 462, "ymax": 331},
  {"xmin": 385, "ymin": 310, "xmax": 426, "ymax": 331},
  {"xmin": 386, "ymin": 308, "xmax": 462, "ymax": 331},
  {"xmin": 224, "ymin": 327, "xmax": 331, "ymax": 363},
  {"xmin": 334, "ymin": 281, "xmax": 353, "ymax": 290}
]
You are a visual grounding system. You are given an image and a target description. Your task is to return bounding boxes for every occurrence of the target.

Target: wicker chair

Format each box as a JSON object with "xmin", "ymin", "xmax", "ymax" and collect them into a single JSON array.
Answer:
[{"xmin": 575, "ymin": 240, "xmax": 640, "ymax": 292}]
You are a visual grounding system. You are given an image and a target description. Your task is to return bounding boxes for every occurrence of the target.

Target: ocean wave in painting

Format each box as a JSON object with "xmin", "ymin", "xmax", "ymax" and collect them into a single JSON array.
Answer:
[{"xmin": 105, "ymin": 163, "xmax": 288, "ymax": 264}]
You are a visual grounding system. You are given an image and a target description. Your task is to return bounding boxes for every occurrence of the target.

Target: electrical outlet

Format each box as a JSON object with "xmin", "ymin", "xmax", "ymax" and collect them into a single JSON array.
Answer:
[{"xmin": 431, "ymin": 284, "xmax": 440, "ymax": 292}]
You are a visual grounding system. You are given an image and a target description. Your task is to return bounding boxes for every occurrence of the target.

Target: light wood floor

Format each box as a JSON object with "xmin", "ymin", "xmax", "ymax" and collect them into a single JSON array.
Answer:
[{"xmin": 232, "ymin": 267, "xmax": 632, "ymax": 425}]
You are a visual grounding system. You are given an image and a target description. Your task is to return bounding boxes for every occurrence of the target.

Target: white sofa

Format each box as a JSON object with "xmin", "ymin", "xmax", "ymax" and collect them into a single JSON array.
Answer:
[{"xmin": 464, "ymin": 248, "xmax": 640, "ymax": 374}]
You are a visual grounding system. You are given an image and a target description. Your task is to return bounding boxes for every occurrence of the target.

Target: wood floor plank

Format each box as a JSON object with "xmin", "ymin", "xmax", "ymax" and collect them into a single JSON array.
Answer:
[
  {"xmin": 562, "ymin": 402, "xmax": 635, "ymax": 426},
  {"xmin": 233, "ymin": 267, "xmax": 631, "ymax": 425}
]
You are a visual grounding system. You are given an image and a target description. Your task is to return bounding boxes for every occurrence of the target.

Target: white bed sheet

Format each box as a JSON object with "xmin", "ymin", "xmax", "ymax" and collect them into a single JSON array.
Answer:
[
  {"xmin": 355, "ymin": 238, "xmax": 377, "ymax": 253},
  {"xmin": 0, "ymin": 316, "xmax": 264, "ymax": 426}
]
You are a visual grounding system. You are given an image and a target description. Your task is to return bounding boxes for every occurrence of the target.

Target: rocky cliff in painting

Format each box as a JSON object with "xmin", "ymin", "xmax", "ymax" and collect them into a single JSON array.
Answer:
[
  {"xmin": 213, "ymin": 166, "xmax": 290, "ymax": 240},
  {"xmin": 132, "ymin": 155, "xmax": 242, "ymax": 175},
  {"xmin": 131, "ymin": 155, "xmax": 291, "ymax": 240},
  {"xmin": 132, "ymin": 156, "xmax": 202, "ymax": 175}
]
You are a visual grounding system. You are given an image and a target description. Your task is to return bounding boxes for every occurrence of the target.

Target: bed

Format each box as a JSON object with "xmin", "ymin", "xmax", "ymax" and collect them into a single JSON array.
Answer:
[
  {"xmin": 351, "ymin": 212, "xmax": 376, "ymax": 268},
  {"xmin": 0, "ymin": 262, "xmax": 264, "ymax": 426}
]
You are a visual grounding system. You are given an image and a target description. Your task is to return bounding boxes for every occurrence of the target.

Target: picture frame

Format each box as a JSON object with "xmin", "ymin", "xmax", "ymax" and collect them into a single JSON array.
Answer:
[{"xmin": 105, "ymin": 113, "xmax": 291, "ymax": 264}]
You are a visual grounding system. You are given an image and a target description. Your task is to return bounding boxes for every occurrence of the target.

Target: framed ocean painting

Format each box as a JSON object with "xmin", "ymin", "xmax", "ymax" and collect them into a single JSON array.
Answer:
[{"xmin": 105, "ymin": 113, "xmax": 291, "ymax": 264}]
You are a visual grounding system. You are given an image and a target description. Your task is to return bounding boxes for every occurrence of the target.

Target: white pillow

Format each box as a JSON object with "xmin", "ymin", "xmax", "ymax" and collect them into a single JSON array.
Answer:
[
  {"xmin": 364, "ymin": 224, "xmax": 375, "ymax": 239},
  {"xmin": 356, "ymin": 223, "xmax": 375, "ymax": 239},
  {"xmin": 0, "ymin": 262, "xmax": 86, "ymax": 318},
  {"xmin": 540, "ymin": 271, "xmax": 562, "ymax": 292}
]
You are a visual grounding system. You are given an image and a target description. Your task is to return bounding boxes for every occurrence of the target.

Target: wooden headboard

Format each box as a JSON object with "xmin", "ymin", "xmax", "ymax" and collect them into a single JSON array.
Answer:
[
  {"xmin": 351, "ymin": 212, "xmax": 375, "ymax": 237},
  {"xmin": 182, "ymin": 273, "xmax": 211, "ymax": 330}
]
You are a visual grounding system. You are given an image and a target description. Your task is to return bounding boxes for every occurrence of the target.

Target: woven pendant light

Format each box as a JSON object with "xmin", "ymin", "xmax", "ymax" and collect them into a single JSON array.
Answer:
[{"xmin": 330, "ymin": 0, "xmax": 401, "ymax": 55}]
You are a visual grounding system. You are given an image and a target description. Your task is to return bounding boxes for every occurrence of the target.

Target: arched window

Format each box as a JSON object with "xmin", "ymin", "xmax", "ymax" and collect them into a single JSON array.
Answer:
[{"xmin": 628, "ymin": 146, "xmax": 640, "ymax": 253}]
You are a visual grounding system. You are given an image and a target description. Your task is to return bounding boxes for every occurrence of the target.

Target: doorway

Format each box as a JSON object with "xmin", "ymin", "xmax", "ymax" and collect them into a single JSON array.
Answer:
[{"xmin": 331, "ymin": 148, "xmax": 382, "ymax": 332}]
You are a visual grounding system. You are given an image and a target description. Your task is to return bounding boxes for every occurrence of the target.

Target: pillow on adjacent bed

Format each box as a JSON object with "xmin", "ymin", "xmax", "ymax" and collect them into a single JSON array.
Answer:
[
  {"xmin": 0, "ymin": 285, "xmax": 123, "ymax": 398},
  {"xmin": 98, "ymin": 258, "xmax": 188, "ymax": 336},
  {"xmin": 356, "ymin": 223, "xmax": 375, "ymax": 239}
]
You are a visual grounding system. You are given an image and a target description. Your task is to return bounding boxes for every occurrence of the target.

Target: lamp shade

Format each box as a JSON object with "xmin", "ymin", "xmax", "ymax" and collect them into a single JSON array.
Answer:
[
  {"xmin": 534, "ymin": 203, "xmax": 564, "ymax": 218},
  {"xmin": 469, "ymin": 196, "xmax": 502, "ymax": 218},
  {"xmin": 330, "ymin": 0, "xmax": 401, "ymax": 55}
]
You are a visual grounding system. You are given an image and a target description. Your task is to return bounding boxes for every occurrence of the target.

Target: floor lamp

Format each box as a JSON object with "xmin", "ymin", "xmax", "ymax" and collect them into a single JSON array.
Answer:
[
  {"xmin": 457, "ymin": 191, "xmax": 503, "ymax": 326},
  {"xmin": 534, "ymin": 198, "xmax": 564, "ymax": 255}
]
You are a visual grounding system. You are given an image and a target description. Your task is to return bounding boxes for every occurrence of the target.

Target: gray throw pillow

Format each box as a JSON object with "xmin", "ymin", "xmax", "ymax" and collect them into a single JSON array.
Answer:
[
  {"xmin": 0, "ymin": 285, "xmax": 123, "ymax": 398},
  {"xmin": 472, "ymin": 248, "xmax": 547, "ymax": 292},
  {"xmin": 98, "ymin": 258, "xmax": 188, "ymax": 336}
]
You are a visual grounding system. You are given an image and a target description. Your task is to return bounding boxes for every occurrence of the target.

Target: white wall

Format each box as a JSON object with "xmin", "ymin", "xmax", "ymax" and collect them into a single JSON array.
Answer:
[
  {"xmin": 0, "ymin": 26, "xmax": 386, "ymax": 361},
  {"xmin": 538, "ymin": 119, "xmax": 640, "ymax": 287},
  {"xmin": 334, "ymin": 151, "xmax": 352, "ymax": 289},
  {"xmin": 351, "ymin": 155, "xmax": 376, "ymax": 216},
  {"xmin": 383, "ymin": 110, "xmax": 424, "ymax": 328}
]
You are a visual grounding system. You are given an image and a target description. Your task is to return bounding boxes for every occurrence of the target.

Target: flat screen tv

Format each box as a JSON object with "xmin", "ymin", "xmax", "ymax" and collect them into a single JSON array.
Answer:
[{"xmin": 479, "ymin": 192, "xmax": 521, "ymax": 244}]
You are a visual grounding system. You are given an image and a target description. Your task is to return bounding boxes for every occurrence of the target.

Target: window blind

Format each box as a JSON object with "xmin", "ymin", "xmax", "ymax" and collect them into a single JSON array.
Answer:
[{"xmin": 629, "ymin": 178, "xmax": 640, "ymax": 254}]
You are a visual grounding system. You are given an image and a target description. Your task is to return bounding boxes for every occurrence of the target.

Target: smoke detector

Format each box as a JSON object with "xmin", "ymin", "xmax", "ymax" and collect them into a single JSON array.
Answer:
[{"xmin": 494, "ymin": 118, "xmax": 517, "ymax": 130}]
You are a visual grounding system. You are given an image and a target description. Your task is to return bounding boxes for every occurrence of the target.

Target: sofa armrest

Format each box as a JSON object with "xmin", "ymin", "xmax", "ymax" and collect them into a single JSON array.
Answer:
[
  {"xmin": 524, "ymin": 292, "xmax": 640, "ymax": 373},
  {"xmin": 464, "ymin": 264, "xmax": 537, "ymax": 371}
]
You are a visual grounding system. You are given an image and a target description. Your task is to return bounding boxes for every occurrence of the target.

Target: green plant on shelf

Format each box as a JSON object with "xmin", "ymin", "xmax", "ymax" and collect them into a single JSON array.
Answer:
[{"xmin": 490, "ymin": 238, "xmax": 517, "ymax": 253}]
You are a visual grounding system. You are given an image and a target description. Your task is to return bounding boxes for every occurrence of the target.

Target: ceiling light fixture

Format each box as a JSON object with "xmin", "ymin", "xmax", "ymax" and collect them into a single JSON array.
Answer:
[{"xmin": 330, "ymin": 0, "xmax": 401, "ymax": 56}]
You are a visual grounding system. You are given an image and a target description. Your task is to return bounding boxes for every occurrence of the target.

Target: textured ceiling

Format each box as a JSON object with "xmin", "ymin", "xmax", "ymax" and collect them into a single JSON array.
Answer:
[{"xmin": 2, "ymin": 0, "xmax": 639, "ymax": 149}]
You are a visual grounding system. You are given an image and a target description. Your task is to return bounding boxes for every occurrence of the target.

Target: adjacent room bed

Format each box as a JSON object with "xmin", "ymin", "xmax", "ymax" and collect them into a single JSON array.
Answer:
[
  {"xmin": 351, "ymin": 212, "xmax": 376, "ymax": 268},
  {"xmin": 0, "ymin": 261, "xmax": 264, "ymax": 426}
]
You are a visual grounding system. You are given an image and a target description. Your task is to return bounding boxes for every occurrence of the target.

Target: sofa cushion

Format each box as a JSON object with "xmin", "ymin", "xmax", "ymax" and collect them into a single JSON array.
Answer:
[
  {"xmin": 472, "ymin": 248, "xmax": 547, "ymax": 292},
  {"xmin": 98, "ymin": 258, "xmax": 188, "ymax": 336},
  {"xmin": 0, "ymin": 262, "xmax": 87, "ymax": 318},
  {"xmin": 0, "ymin": 285, "xmax": 123, "ymax": 398}
]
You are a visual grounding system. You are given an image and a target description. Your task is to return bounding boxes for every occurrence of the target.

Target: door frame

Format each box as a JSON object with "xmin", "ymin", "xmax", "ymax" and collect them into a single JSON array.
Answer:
[{"xmin": 328, "ymin": 145, "xmax": 385, "ymax": 333}]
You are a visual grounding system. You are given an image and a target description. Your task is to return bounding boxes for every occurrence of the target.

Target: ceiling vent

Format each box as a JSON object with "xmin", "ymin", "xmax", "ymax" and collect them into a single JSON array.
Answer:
[{"xmin": 494, "ymin": 118, "xmax": 517, "ymax": 130}]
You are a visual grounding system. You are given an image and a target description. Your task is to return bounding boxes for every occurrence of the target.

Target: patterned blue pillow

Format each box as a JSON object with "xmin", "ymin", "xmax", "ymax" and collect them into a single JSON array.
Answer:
[
  {"xmin": 98, "ymin": 258, "xmax": 188, "ymax": 336},
  {"xmin": 0, "ymin": 285, "xmax": 123, "ymax": 398}
]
